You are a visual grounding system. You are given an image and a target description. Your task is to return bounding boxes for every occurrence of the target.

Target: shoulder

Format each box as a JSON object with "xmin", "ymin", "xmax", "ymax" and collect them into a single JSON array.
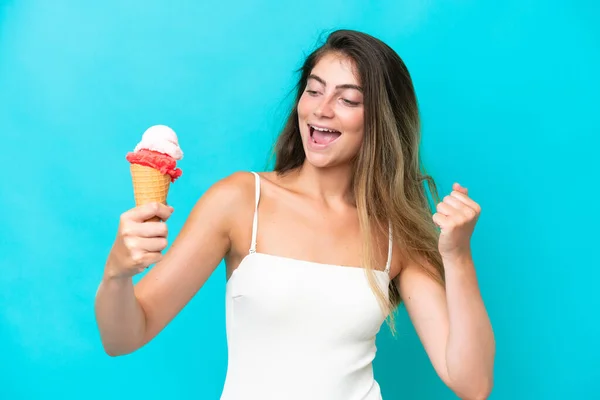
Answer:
[
  {"xmin": 181, "ymin": 171, "xmax": 259, "ymax": 240},
  {"xmin": 199, "ymin": 171, "xmax": 258, "ymax": 211},
  {"xmin": 209, "ymin": 170, "xmax": 257, "ymax": 196}
]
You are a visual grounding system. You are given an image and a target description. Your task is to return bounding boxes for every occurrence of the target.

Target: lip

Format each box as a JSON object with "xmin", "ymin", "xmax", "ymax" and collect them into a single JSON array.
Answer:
[
  {"xmin": 306, "ymin": 123, "xmax": 342, "ymax": 150},
  {"xmin": 307, "ymin": 123, "xmax": 341, "ymax": 133}
]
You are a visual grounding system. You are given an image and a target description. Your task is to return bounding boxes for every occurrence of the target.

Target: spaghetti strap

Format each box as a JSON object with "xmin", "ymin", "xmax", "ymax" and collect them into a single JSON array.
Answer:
[
  {"xmin": 249, "ymin": 172, "xmax": 261, "ymax": 254},
  {"xmin": 384, "ymin": 222, "xmax": 393, "ymax": 274}
]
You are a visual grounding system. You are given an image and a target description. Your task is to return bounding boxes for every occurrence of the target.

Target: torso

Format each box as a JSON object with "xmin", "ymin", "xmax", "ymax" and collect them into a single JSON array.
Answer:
[
  {"xmin": 220, "ymin": 171, "xmax": 398, "ymax": 400},
  {"xmin": 225, "ymin": 171, "xmax": 400, "ymax": 281}
]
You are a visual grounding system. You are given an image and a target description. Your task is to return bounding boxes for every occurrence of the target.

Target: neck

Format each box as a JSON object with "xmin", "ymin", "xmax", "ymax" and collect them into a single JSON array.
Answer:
[{"xmin": 293, "ymin": 161, "xmax": 355, "ymax": 205}]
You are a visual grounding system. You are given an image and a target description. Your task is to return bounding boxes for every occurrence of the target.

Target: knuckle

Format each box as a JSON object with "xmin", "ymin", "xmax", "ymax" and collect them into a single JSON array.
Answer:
[
  {"xmin": 130, "ymin": 251, "xmax": 144, "ymax": 265},
  {"xmin": 120, "ymin": 225, "xmax": 133, "ymax": 237},
  {"xmin": 144, "ymin": 254, "xmax": 160, "ymax": 268},
  {"xmin": 158, "ymin": 222, "xmax": 169, "ymax": 236},
  {"xmin": 123, "ymin": 236, "xmax": 138, "ymax": 250},
  {"xmin": 119, "ymin": 213, "xmax": 129, "ymax": 226}
]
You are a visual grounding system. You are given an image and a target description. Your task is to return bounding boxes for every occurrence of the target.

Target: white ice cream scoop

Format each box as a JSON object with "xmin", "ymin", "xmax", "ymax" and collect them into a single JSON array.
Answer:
[{"xmin": 134, "ymin": 125, "xmax": 184, "ymax": 160}]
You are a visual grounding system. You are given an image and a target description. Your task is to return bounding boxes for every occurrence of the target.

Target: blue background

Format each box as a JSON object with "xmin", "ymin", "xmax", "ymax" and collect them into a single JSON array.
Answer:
[{"xmin": 1, "ymin": 0, "xmax": 598, "ymax": 398}]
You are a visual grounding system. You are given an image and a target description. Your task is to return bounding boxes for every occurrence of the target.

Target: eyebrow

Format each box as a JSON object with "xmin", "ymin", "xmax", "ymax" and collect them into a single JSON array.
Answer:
[{"xmin": 308, "ymin": 74, "xmax": 363, "ymax": 92}]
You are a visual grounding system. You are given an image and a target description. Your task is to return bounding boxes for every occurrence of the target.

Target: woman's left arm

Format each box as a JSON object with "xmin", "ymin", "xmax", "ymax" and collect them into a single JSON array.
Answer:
[{"xmin": 395, "ymin": 183, "xmax": 495, "ymax": 400}]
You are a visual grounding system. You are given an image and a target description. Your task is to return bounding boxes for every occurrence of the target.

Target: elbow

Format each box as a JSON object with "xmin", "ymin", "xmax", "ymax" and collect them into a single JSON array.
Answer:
[
  {"xmin": 471, "ymin": 385, "xmax": 493, "ymax": 400},
  {"xmin": 96, "ymin": 320, "xmax": 147, "ymax": 357},
  {"xmin": 452, "ymin": 376, "xmax": 494, "ymax": 400},
  {"xmin": 102, "ymin": 343, "xmax": 131, "ymax": 357},
  {"xmin": 104, "ymin": 348, "xmax": 124, "ymax": 357},
  {"xmin": 100, "ymin": 338, "xmax": 141, "ymax": 357},
  {"xmin": 469, "ymin": 381, "xmax": 493, "ymax": 400},
  {"xmin": 103, "ymin": 345, "xmax": 139, "ymax": 358}
]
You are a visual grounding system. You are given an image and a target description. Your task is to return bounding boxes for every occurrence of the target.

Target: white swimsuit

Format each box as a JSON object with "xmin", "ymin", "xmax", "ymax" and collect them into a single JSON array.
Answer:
[{"xmin": 220, "ymin": 172, "xmax": 392, "ymax": 400}]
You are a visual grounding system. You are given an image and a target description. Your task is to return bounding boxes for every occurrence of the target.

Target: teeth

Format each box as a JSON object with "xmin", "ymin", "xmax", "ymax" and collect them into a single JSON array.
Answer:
[{"xmin": 311, "ymin": 125, "xmax": 339, "ymax": 133}]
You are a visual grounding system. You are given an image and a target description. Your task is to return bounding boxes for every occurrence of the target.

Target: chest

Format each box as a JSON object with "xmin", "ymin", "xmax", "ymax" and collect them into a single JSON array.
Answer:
[
  {"xmin": 227, "ymin": 253, "xmax": 390, "ymax": 340},
  {"xmin": 254, "ymin": 194, "xmax": 365, "ymax": 267}
]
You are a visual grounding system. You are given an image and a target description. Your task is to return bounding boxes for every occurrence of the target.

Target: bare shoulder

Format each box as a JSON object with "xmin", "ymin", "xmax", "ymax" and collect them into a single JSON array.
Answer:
[
  {"xmin": 192, "ymin": 171, "xmax": 258, "ymax": 225},
  {"xmin": 204, "ymin": 171, "xmax": 257, "ymax": 205}
]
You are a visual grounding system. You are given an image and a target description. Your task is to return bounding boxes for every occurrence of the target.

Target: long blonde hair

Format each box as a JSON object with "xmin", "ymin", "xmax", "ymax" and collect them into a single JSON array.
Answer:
[{"xmin": 272, "ymin": 30, "xmax": 445, "ymax": 332}]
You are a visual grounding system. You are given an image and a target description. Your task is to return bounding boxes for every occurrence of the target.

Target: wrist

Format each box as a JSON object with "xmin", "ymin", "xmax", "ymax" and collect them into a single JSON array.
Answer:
[
  {"xmin": 441, "ymin": 251, "xmax": 474, "ymax": 269},
  {"xmin": 103, "ymin": 257, "xmax": 132, "ymax": 282},
  {"xmin": 101, "ymin": 273, "xmax": 133, "ymax": 293}
]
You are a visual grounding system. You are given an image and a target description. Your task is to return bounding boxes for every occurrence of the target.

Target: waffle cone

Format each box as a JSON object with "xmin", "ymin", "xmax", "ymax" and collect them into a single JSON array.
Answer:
[{"xmin": 130, "ymin": 164, "xmax": 171, "ymax": 222}]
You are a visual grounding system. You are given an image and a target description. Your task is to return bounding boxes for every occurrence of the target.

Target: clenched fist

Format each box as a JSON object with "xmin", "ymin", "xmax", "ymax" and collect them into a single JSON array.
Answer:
[{"xmin": 105, "ymin": 202, "xmax": 175, "ymax": 279}]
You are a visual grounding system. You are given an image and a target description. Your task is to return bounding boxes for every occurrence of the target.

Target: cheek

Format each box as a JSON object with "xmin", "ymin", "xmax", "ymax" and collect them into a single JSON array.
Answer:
[
  {"xmin": 342, "ymin": 111, "xmax": 364, "ymax": 149},
  {"xmin": 349, "ymin": 131, "xmax": 365, "ymax": 151},
  {"xmin": 297, "ymin": 94, "xmax": 311, "ymax": 120},
  {"xmin": 341, "ymin": 110, "xmax": 364, "ymax": 136},
  {"xmin": 351, "ymin": 110, "xmax": 364, "ymax": 131}
]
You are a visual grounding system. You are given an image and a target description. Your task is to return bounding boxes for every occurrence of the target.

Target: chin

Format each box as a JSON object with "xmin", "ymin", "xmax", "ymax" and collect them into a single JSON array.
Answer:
[
  {"xmin": 304, "ymin": 148, "xmax": 349, "ymax": 170},
  {"xmin": 305, "ymin": 154, "xmax": 333, "ymax": 169}
]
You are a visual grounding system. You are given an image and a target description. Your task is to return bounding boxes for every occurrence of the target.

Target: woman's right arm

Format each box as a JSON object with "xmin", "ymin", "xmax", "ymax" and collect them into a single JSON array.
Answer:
[{"xmin": 94, "ymin": 172, "xmax": 250, "ymax": 356}]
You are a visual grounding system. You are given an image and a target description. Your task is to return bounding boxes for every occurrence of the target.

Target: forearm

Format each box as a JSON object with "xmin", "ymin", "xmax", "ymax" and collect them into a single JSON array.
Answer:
[
  {"xmin": 443, "ymin": 254, "xmax": 495, "ymax": 399},
  {"xmin": 94, "ymin": 269, "xmax": 147, "ymax": 356}
]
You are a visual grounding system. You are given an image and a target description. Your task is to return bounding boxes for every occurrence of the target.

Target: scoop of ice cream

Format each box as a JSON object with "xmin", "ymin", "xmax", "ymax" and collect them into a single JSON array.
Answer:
[
  {"xmin": 126, "ymin": 149, "xmax": 183, "ymax": 182},
  {"xmin": 133, "ymin": 125, "xmax": 183, "ymax": 160}
]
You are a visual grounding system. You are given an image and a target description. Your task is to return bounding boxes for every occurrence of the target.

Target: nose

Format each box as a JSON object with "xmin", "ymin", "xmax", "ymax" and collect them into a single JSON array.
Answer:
[{"xmin": 313, "ymin": 98, "xmax": 334, "ymax": 119}]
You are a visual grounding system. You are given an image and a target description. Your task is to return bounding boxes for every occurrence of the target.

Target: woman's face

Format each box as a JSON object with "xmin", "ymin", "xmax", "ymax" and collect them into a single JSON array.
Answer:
[{"xmin": 297, "ymin": 53, "xmax": 365, "ymax": 169}]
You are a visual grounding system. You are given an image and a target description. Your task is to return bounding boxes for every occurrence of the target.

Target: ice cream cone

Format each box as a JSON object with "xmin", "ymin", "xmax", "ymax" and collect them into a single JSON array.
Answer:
[
  {"xmin": 130, "ymin": 164, "xmax": 171, "ymax": 222},
  {"xmin": 127, "ymin": 125, "xmax": 183, "ymax": 222}
]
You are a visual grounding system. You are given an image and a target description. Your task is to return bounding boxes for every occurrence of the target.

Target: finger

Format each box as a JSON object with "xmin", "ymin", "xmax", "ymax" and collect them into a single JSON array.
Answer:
[
  {"xmin": 439, "ymin": 196, "xmax": 479, "ymax": 224},
  {"xmin": 453, "ymin": 182, "xmax": 468, "ymax": 195},
  {"xmin": 449, "ymin": 191, "xmax": 480, "ymax": 212},
  {"xmin": 126, "ymin": 202, "xmax": 174, "ymax": 222},
  {"xmin": 441, "ymin": 195, "xmax": 474, "ymax": 218},
  {"xmin": 132, "ymin": 221, "xmax": 169, "ymax": 238},
  {"xmin": 138, "ymin": 237, "xmax": 169, "ymax": 252},
  {"xmin": 432, "ymin": 212, "xmax": 449, "ymax": 230},
  {"xmin": 141, "ymin": 252, "xmax": 163, "ymax": 268},
  {"xmin": 436, "ymin": 201, "xmax": 456, "ymax": 216}
]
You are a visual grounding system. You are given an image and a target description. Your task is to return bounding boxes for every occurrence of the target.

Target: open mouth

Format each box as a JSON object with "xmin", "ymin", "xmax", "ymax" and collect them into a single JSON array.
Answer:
[{"xmin": 309, "ymin": 124, "xmax": 342, "ymax": 145}]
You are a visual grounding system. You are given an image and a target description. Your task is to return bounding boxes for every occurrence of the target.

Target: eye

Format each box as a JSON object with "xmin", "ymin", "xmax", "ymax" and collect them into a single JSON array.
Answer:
[
  {"xmin": 342, "ymin": 98, "xmax": 360, "ymax": 106},
  {"xmin": 305, "ymin": 90, "xmax": 319, "ymax": 96}
]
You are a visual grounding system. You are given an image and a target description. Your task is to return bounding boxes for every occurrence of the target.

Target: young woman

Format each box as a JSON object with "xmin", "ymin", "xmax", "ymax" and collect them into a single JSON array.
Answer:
[{"xmin": 95, "ymin": 30, "xmax": 495, "ymax": 400}]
